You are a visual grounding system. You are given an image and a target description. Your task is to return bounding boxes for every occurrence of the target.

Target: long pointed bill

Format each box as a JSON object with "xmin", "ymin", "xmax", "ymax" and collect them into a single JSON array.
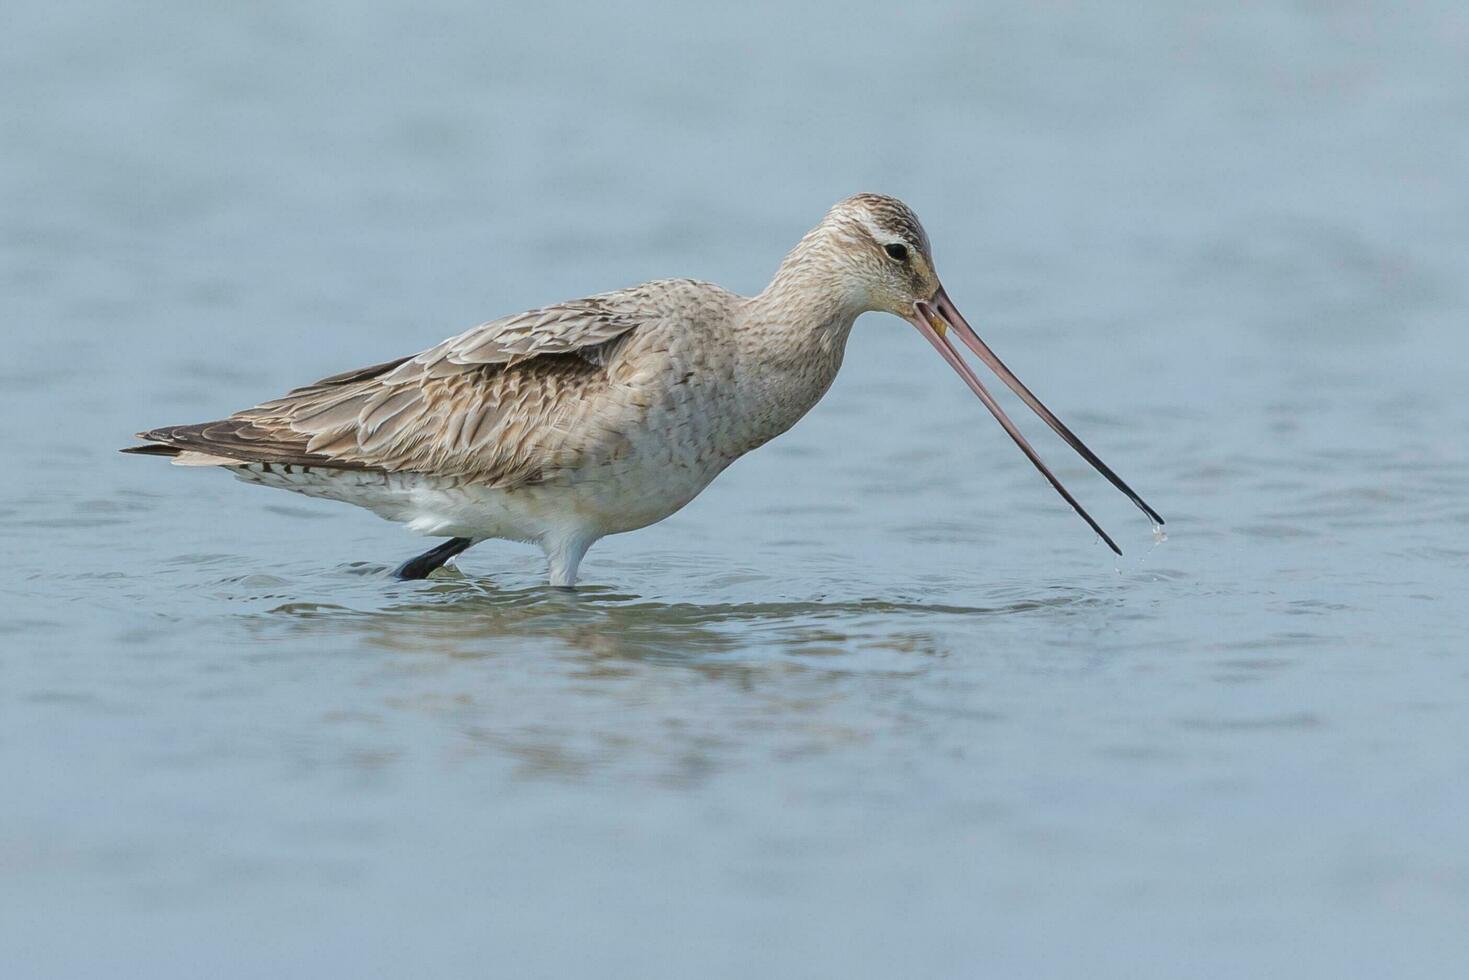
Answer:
[
  {"xmin": 909, "ymin": 291, "xmax": 1162, "ymax": 556},
  {"xmin": 931, "ymin": 288, "xmax": 1164, "ymax": 527}
]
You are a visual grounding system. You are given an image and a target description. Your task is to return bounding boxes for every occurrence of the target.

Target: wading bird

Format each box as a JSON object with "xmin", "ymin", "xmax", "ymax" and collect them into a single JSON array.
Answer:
[{"xmin": 125, "ymin": 194, "xmax": 1162, "ymax": 585}]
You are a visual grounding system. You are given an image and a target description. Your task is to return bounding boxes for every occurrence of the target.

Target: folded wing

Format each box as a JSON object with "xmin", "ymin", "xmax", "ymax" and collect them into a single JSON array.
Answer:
[{"xmin": 126, "ymin": 296, "xmax": 653, "ymax": 487}]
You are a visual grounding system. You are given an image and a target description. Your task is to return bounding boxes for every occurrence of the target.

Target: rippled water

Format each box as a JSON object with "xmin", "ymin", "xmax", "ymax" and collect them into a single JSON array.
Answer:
[{"xmin": 4, "ymin": 2, "xmax": 1469, "ymax": 976}]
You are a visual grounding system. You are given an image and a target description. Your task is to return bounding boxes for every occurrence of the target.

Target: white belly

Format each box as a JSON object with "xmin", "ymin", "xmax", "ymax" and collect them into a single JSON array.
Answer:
[{"xmin": 230, "ymin": 453, "xmax": 726, "ymax": 544}]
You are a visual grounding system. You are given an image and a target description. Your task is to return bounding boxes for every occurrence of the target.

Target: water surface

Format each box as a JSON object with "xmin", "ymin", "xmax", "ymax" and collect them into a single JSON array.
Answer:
[{"xmin": 3, "ymin": 2, "xmax": 1469, "ymax": 977}]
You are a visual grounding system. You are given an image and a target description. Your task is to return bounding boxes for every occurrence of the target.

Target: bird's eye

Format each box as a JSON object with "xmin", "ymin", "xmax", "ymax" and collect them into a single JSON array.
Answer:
[{"xmin": 884, "ymin": 242, "xmax": 909, "ymax": 262}]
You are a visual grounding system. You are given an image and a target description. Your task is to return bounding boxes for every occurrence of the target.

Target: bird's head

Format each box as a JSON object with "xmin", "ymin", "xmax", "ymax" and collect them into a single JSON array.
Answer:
[
  {"xmin": 807, "ymin": 192, "xmax": 1165, "ymax": 554},
  {"xmin": 820, "ymin": 193, "xmax": 941, "ymax": 317}
]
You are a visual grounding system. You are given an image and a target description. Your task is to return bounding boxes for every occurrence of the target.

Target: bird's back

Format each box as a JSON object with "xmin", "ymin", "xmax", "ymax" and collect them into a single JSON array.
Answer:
[{"xmin": 126, "ymin": 278, "xmax": 749, "ymax": 494}]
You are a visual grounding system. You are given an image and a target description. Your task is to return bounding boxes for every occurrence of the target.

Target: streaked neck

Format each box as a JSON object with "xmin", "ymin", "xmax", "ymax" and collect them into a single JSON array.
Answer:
[{"xmin": 740, "ymin": 224, "xmax": 867, "ymax": 365}]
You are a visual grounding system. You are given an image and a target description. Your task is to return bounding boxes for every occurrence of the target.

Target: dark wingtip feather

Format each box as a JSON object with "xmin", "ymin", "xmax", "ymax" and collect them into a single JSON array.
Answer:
[
  {"xmin": 119, "ymin": 419, "xmax": 380, "ymax": 473},
  {"xmin": 120, "ymin": 443, "xmax": 181, "ymax": 457}
]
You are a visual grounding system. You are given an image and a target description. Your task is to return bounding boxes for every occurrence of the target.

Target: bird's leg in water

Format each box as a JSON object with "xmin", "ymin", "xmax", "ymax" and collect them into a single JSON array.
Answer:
[{"xmin": 394, "ymin": 537, "xmax": 476, "ymax": 580}]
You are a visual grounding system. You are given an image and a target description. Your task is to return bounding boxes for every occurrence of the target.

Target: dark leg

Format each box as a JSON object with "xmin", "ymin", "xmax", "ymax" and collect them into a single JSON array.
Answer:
[{"xmin": 393, "ymin": 537, "xmax": 476, "ymax": 580}]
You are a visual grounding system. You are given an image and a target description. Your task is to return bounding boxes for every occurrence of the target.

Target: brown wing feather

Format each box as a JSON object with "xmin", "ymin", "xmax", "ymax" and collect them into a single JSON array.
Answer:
[
  {"xmin": 130, "ymin": 417, "xmax": 379, "ymax": 470},
  {"xmin": 123, "ymin": 297, "xmax": 655, "ymax": 486}
]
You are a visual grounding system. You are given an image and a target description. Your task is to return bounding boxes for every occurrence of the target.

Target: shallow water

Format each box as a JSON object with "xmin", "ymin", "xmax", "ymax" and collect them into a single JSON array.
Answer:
[{"xmin": 4, "ymin": 2, "xmax": 1469, "ymax": 976}]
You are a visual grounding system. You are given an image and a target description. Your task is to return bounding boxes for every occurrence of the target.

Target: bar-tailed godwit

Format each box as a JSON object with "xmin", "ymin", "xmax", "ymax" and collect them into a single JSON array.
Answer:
[{"xmin": 125, "ymin": 194, "xmax": 1162, "ymax": 584}]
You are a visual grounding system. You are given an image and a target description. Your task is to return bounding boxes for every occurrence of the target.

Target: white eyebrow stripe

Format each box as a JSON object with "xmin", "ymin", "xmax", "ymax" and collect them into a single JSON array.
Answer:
[{"xmin": 857, "ymin": 215, "xmax": 901, "ymax": 245}]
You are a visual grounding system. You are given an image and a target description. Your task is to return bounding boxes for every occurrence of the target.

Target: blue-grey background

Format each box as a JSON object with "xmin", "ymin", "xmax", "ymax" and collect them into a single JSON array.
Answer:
[{"xmin": 3, "ymin": 2, "xmax": 1467, "ymax": 977}]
